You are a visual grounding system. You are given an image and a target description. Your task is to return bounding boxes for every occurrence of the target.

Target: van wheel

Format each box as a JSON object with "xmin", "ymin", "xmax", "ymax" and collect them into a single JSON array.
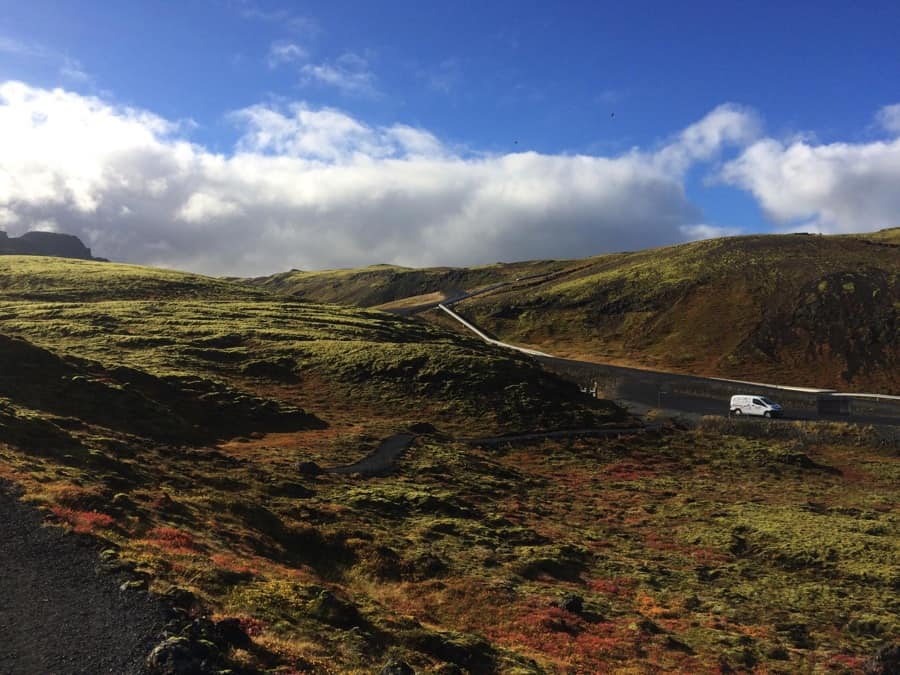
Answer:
[
  {"xmin": 733, "ymin": 409, "xmax": 741, "ymax": 416},
  {"xmin": 764, "ymin": 411, "xmax": 771, "ymax": 418}
]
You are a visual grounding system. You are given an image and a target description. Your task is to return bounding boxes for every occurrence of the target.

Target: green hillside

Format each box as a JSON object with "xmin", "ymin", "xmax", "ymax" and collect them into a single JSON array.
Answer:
[
  {"xmin": 247, "ymin": 230, "xmax": 900, "ymax": 393},
  {"xmin": 454, "ymin": 231, "xmax": 900, "ymax": 392},
  {"xmin": 243, "ymin": 259, "xmax": 567, "ymax": 307},
  {"xmin": 0, "ymin": 257, "xmax": 614, "ymax": 434}
]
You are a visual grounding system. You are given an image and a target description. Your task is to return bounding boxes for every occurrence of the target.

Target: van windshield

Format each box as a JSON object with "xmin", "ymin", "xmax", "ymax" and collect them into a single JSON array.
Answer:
[{"xmin": 759, "ymin": 397, "xmax": 776, "ymax": 405}]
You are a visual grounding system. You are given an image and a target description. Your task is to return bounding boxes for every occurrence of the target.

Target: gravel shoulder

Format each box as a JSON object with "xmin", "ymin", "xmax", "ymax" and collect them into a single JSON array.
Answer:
[{"xmin": 0, "ymin": 483, "xmax": 167, "ymax": 675}]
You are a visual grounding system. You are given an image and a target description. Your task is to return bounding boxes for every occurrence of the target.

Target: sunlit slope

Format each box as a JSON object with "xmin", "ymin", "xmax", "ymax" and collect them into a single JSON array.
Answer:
[
  {"xmin": 456, "ymin": 231, "xmax": 900, "ymax": 392},
  {"xmin": 0, "ymin": 255, "xmax": 268, "ymax": 302},
  {"xmin": 244, "ymin": 259, "xmax": 569, "ymax": 307},
  {"xmin": 0, "ymin": 256, "xmax": 620, "ymax": 433}
]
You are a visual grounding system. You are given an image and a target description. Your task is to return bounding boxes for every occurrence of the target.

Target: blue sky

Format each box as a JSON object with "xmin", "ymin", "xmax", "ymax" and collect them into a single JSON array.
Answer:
[{"xmin": 1, "ymin": 1, "xmax": 899, "ymax": 274}]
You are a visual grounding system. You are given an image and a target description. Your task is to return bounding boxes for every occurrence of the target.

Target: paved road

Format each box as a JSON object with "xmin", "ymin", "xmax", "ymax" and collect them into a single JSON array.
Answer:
[
  {"xmin": 433, "ymin": 301, "xmax": 900, "ymax": 427},
  {"xmin": 538, "ymin": 354, "xmax": 900, "ymax": 428}
]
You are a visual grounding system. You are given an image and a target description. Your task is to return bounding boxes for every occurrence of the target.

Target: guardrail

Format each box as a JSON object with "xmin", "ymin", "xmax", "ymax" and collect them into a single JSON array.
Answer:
[{"xmin": 437, "ymin": 302, "xmax": 900, "ymax": 408}]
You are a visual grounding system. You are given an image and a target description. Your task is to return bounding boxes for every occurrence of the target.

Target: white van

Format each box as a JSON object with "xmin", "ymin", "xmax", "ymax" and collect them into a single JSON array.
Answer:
[{"xmin": 729, "ymin": 395, "xmax": 783, "ymax": 418}]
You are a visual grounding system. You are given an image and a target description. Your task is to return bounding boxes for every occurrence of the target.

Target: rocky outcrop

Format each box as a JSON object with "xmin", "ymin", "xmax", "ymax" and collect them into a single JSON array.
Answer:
[{"xmin": 0, "ymin": 230, "xmax": 106, "ymax": 261}]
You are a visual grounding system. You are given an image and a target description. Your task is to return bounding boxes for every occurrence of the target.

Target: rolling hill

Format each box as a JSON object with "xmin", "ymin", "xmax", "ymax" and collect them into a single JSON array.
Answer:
[
  {"xmin": 250, "ymin": 229, "xmax": 900, "ymax": 393},
  {"xmin": 1, "ymin": 255, "xmax": 898, "ymax": 672}
]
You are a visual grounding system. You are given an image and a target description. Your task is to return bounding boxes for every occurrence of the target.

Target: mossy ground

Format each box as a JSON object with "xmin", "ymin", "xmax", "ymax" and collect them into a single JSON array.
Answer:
[
  {"xmin": 2, "ymin": 411, "xmax": 897, "ymax": 672},
  {"xmin": 0, "ymin": 256, "xmax": 897, "ymax": 672},
  {"xmin": 245, "ymin": 230, "xmax": 900, "ymax": 394}
]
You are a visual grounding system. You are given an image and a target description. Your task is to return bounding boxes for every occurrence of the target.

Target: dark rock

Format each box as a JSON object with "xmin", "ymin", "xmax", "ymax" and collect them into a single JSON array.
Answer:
[
  {"xmin": 557, "ymin": 593, "xmax": 583, "ymax": 614},
  {"xmin": 180, "ymin": 617, "xmax": 221, "ymax": 647},
  {"xmin": 402, "ymin": 629, "xmax": 496, "ymax": 671},
  {"xmin": 865, "ymin": 643, "xmax": 900, "ymax": 675},
  {"xmin": 403, "ymin": 553, "xmax": 449, "ymax": 581},
  {"xmin": 162, "ymin": 587, "xmax": 198, "ymax": 612},
  {"xmin": 216, "ymin": 617, "xmax": 252, "ymax": 649},
  {"xmin": 766, "ymin": 644, "xmax": 790, "ymax": 660},
  {"xmin": 145, "ymin": 636, "xmax": 215, "ymax": 675},
  {"xmin": 637, "ymin": 618, "xmax": 662, "ymax": 634},
  {"xmin": 307, "ymin": 589, "xmax": 363, "ymax": 628},
  {"xmin": 380, "ymin": 658, "xmax": 416, "ymax": 675},
  {"xmin": 241, "ymin": 357, "xmax": 298, "ymax": 382},
  {"xmin": 408, "ymin": 422, "xmax": 437, "ymax": 434},
  {"xmin": 775, "ymin": 621, "xmax": 814, "ymax": 649},
  {"xmin": 297, "ymin": 460, "xmax": 323, "ymax": 476},
  {"xmin": 664, "ymin": 636, "xmax": 695, "ymax": 654}
]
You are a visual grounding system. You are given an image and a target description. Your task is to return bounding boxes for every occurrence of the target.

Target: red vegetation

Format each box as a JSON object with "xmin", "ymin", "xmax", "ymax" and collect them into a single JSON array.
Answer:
[
  {"xmin": 50, "ymin": 506, "xmax": 115, "ymax": 534},
  {"xmin": 145, "ymin": 526, "xmax": 198, "ymax": 553},
  {"xmin": 588, "ymin": 577, "xmax": 635, "ymax": 597},
  {"xmin": 602, "ymin": 461, "xmax": 659, "ymax": 481},
  {"xmin": 487, "ymin": 602, "xmax": 627, "ymax": 671}
]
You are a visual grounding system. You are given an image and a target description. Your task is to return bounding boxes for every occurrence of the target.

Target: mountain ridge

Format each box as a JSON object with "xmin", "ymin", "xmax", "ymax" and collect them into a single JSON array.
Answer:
[{"xmin": 0, "ymin": 230, "xmax": 106, "ymax": 261}]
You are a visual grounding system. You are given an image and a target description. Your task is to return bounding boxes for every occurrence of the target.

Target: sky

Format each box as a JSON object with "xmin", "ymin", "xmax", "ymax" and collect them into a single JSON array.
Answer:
[{"xmin": 1, "ymin": 1, "xmax": 899, "ymax": 276}]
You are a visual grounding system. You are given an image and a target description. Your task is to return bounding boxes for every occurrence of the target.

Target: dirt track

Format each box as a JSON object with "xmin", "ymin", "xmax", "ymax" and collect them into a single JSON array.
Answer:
[
  {"xmin": 327, "ymin": 433, "xmax": 416, "ymax": 476},
  {"xmin": 0, "ymin": 484, "xmax": 166, "ymax": 674}
]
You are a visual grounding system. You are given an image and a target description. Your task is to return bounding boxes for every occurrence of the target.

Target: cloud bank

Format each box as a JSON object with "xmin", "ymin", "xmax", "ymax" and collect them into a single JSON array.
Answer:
[
  {"xmin": 1, "ymin": 81, "xmax": 895, "ymax": 276},
  {"xmin": 719, "ymin": 104, "xmax": 900, "ymax": 233}
]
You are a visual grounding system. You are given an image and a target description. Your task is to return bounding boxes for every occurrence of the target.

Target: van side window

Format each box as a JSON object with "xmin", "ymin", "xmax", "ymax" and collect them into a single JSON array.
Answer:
[{"xmin": 752, "ymin": 398, "xmax": 763, "ymax": 405}]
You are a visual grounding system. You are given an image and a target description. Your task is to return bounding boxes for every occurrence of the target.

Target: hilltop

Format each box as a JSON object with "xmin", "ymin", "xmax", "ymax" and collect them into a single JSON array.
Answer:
[
  {"xmin": 0, "ymin": 230, "xmax": 106, "ymax": 261},
  {"xmin": 243, "ymin": 260, "xmax": 567, "ymax": 308},
  {"xmin": 249, "ymin": 229, "xmax": 900, "ymax": 393}
]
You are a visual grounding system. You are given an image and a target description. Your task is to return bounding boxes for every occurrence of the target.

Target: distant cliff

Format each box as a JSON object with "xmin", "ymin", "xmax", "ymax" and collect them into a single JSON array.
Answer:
[{"xmin": 0, "ymin": 231, "xmax": 106, "ymax": 261}]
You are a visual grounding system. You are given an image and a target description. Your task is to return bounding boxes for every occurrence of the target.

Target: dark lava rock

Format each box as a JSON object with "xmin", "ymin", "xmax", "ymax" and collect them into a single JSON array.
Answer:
[
  {"xmin": 307, "ymin": 589, "xmax": 363, "ymax": 628},
  {"xmin": 145, "ymin": 637, "xmax": 215, "ymax": 675},
  {"xmin": 162, "ymin": 587, "xmax": 198, "ymax": 612},
  {"xmin": 380, "ymin": 658, "xmax": 416, "ymax": 675},
  {"xmin": 865, "ymin": 643, "xmax": 900, "ymax": 675},
  {"xmin": 297, "ymin": 460, "xmax": 323, "ymax": 476},
  {"xmin": 216, "ymin": 618, "xmax": 252, "ymax": 649},
  {"xmin": 408, "ymin": 422, "xmax": 438, "ymax": 434},
  {"xmin": 557, "ymin": 593, "xmax": 584, "ymax": 614}
]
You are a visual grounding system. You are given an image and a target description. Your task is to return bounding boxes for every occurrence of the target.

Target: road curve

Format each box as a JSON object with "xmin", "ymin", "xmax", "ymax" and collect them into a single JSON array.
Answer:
[{"xmin": 435, "ymin": 302, "xmax": 900, "ymax": 427}]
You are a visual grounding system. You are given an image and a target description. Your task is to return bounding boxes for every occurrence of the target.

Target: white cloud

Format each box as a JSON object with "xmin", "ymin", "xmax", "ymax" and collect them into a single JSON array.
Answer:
[
  {"xmin": 720, "ymin": 135, "xmax": 900, "ymax": 233},
  {"xmin": 654, "ymin": 103, "xmax": 762, "ymax": 175},
  {"xmin": 0, "ymin": 80, "xmax": 765, "ymax": 276},
  {"xmin": 0, "ymin": 35, "xmax": 93, "ymax": 84},
  {"xmin": 0, "ymin": 36, "xmax": 49, "ymax": 59},
  {"xmin": 237, "ymin": 3, "xmax": 320, "ymax": 37},
  {"xmin": 299, "ymin": 52, "xmax": 377, "ymax": 96},
  {"xmin": 422, "ymin": 58, "xmax": 462, "ymax": 94},
  {"xmin": 267, "ymin": 41, "xmax": 308, "ymax": 68},
  {"xmin": 876, "ymin": 103, "xmax": 900, "ymax": 135}
]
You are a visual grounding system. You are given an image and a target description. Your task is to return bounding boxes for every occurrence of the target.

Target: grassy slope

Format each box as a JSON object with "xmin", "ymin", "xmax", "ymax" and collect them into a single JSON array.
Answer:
[
  {"xmin": 250, "ymin": 230, "xmax": 900, "ymax": 393},
  {"xmin": 454, "ymin": 231, "xmax": 900, "ymax": 393},
  {"xmin": 243, "ymin": 260, "xmax": 568, "ymax": 307},
  {"xmin": 1, "ymin": 256, "xmax": 897, "ymax": 672}
]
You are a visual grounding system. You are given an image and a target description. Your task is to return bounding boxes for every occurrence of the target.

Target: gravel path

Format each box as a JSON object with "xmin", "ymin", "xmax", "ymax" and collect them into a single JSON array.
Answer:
[
  {"xmin": 0, "ymin": 483, "xmax": 166, "ymax": 675},
  {"xmin": 327, "ymin": 433, "xmax": 416, "ymax": 476}
]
